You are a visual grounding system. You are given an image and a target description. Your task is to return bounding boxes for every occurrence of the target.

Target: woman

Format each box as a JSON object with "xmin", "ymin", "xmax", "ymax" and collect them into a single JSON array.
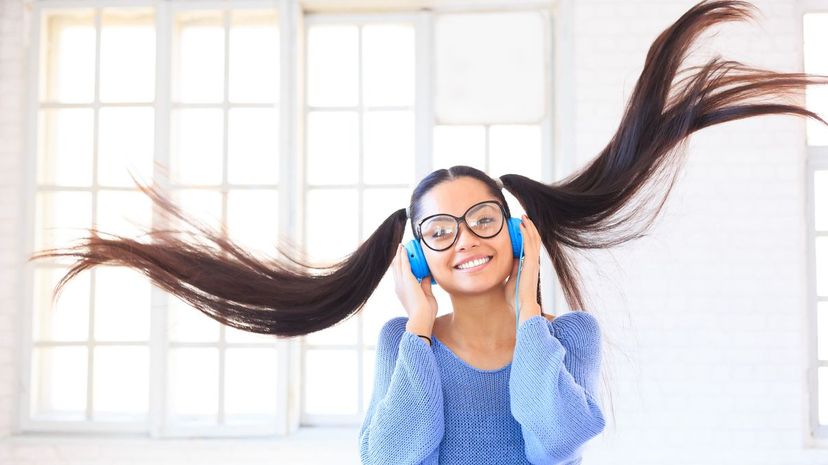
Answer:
[
  {"xmin": 361, "ymin": 169, "xmax": 605, "ymax": 464},
  {"xmin": 29, "ymin": 1, "xmax": 828, "ymax": 464}
]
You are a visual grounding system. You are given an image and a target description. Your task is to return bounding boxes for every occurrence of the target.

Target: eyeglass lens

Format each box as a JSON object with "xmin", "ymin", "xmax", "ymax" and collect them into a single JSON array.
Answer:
[{"xmin": 420, "ymin": 202, "xmax": 503, "ymax": 251}]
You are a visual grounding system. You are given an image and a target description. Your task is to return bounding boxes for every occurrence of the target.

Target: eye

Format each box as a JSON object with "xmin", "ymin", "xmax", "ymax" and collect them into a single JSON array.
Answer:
[{"xmin": 431, "ymin": 228, "xmax": 449, "ymax": 238}]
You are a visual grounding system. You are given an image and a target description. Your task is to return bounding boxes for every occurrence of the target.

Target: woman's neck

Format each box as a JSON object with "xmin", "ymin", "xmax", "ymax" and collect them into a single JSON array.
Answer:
[{"xmin": 443, "ymin": 289, "xmax": 517, "ymax": 352}]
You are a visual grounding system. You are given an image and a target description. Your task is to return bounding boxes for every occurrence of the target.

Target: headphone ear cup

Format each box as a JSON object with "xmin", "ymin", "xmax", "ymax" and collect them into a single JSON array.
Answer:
[
  {"xmin": 507, "ymin": 217, "xmax": 523, "ymax": 258},
  {"xmin": 403, "ymin": 239, "xmax": 434, "ymax": 284}
]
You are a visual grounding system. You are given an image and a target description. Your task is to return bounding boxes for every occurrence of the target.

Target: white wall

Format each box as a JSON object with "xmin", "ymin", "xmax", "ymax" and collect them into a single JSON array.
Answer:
[
  {"xmin": 572, "ymin": 1, "xmax": 824, "ymax": 464},
  {"xmin": 1, "ymin": 0, "xmax": 826, "ymax": 464},
  {"xmin": 1, "ymin": 0, "xmax": 26, "ymax": 442}
]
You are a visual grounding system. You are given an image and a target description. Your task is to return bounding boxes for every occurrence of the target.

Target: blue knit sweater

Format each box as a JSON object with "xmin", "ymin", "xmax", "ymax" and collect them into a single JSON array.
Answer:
[{"xmin": 358, "ymin": 311, "xmax": 605, "ymax": 465}]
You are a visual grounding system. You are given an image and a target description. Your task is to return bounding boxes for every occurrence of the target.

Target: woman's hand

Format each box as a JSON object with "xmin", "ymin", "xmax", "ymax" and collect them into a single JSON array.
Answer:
[
  {"xmin": 393, "ymin": 244, "xmax": 438, "ymax": 322},
  {"xmin": 505, "ymin": 214, "xmax": 543, "ymax": 327}
]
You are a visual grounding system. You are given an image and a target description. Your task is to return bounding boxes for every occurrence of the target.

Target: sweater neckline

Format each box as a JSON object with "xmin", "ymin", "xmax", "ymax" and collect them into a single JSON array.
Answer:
[{"xmin": 431, "ymin": 334, "xmax": 512, "ymax": 374}]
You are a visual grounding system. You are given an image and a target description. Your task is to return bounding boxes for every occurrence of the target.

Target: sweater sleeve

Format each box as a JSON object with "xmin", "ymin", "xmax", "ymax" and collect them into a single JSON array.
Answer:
[
  {"xmin": 358, "ymin": 317, "xmax": 445, "ymax": 465},
  {"xmin": 508, "ymin": 312, "xmax": 606, "ymax": 465}
]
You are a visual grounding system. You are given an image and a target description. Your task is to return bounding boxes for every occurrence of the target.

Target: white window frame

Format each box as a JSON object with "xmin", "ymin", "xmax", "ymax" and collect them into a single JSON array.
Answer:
[
  {"xmin": 18, "ymin": 0, "xmax": 569, "ymax": 437},
  {"xmin": 808, "ymin": 147, "xmax": 828, "ymax": 443},
  {"xmin": 300, "ymin": 2, "xmax": 563, "ymax": 426},
  {"xmin": 20, "ymin": 0, "xmax": 301, "ymax": 438}
]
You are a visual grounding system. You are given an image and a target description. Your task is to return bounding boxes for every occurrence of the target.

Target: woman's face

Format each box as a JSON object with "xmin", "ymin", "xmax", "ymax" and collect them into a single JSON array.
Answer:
[{"xmin": 416, "ymin": 177, "xmax": 514, "ymax": 295}]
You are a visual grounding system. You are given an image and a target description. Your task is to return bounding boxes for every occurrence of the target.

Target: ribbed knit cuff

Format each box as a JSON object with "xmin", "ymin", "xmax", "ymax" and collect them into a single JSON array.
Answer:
[
  {"xmin": 551, "ymin": 312, "xmax": 602, "ymax": 370},
  {"xmin": 514, "ymin": 314, "xmax": 567, "ymax": 379}
]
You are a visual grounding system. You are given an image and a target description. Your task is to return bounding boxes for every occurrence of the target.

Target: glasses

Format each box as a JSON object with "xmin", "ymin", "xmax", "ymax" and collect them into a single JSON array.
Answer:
[{"xmin": 417, "ymin": 200, "xmax": 506, "ymax": 252}]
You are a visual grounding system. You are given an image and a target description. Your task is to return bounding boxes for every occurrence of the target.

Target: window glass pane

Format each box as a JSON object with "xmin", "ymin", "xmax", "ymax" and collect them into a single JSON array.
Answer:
[
  {"xmin": 816, "ymin": 171, "xmax": 827, "ymax": 231},
  {"xmin": 168, "ymin": 297, "xmax": 220, "ymax": 343},
  {"xmin": 363, "ymin": 111, "xmax": 415, "ymax": 185},
  {"xmin": 362, "ymin": 24, "xmax": 414, "ymax": 107},
  {"xmin": 35, "ymin": 191, "xmax": 92, "ymax": 252},
  {"xmin": 362, "ymin": 347, "xmax": 375, "ymax": 411},
  {"xmin": 306, "ymin": 188, "xmax": 359, "ymax": 263},
  {"xmin": 360, "ymin": 272, "xmax": 398, "ymax": 349},
  {"xmin": 818, "ymin": 237, "xmax": 828, "ymax": 297},
  {"xmin": 169, "ymin": 348, "xmax": 219, "ymax": 419},
  {"xmin": 92, "ymin": 346, "xmax": 149, "ymax": 419},
  {"xmin": 803, "ymin": 13, "xmax": 828, "ymax": 146},
  {"xmin": 489, "ymin": 125, "xmax": 542, "ymax": 179},
  {"xmin": 170, "ymin": 108, "xmax": 224, "ymax": 185},
  {"xmin": 173, "ymin": 10, "xmax": 225, "ymax": 104},
  {"xmin": 226, "ymin": 189, "xmax": 279, "ymax": 259},
  {"xmin": 228, "ymin": 108, "xmax": 280, "ymax": 185},
  {"xmin": 94, "ymin": 266, "xmax": 151, "ymax": 341},
  {"xmin": 304, "ymin": 349, "xmax": 357, "ymax": 415},
  {"xmin": 96, "ymin": 190, "xmax": 153, "ymax": 241},
  {"xmin": 307, "ymin": 24, "xmax": 358, "ymax": 107},
  {"xmin": 433, "ymin": 125, "xmax": 486, "ymax": 170},
  {"xmin": 37, "ymin": 108, "xmax": 94, "ymax": 187},
  {"xmin": 33, "ymin": 267, "xmax": 90, "ymax": 342},
  {"xmin": 362, "ymin": 187, "xmax": 409, "ymax": 241},
  {"xmin": 304, "ymin": 313, "xmax": 358, "ymax": 346},
  {"xmin": 39, "ymin": 9, "xmax": 95, "ymax": 103},
  {"xmin": 306, "ymin": 111, "xmax": 359, "ymax": 185},
  {"xmin": 435, "ymin": 11, "xmax": 546, "ymax": 123},
  {"xmin": 819, "ymin": 302, "xmax": 828, "ymax": 360},
  {"xmin": 225, "ymin": 348, "xmax": 279, "ymax": 419},
  {"xmin": 100, "ymin": 8, "xmax": 155, "ymax": 103},
  {"xmin": 362, "ymin": 349, "xmax": 377, "ymax": 404},
  {"xmin": 229, "ymin": 9, "xmax": 279, "ymax": 103},
  {"xmin": 31, "ymin": 347, "xmax": 88, "ymax": 420},
  {"xmin": 98, "ymin": 107, "xmax": 154, "ymax": 187},
  {"xmin": 170, "ymin": 189, "xmax": 223, "ymax": 239}
]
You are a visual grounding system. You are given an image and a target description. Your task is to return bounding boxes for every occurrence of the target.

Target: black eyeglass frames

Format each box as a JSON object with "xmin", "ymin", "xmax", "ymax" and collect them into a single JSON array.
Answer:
[{"xmin": 416, "ymin": 200, "xmax": 506, "ymax": 252}]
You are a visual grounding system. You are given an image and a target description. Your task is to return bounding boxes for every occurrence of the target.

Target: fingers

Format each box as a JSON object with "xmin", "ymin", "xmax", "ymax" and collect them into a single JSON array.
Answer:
[
  {"xmin": 398, "ymin": 244, "xmax": 414, "ymax": 282},
  {"xmin": 394, "ymin": 244, "xmax": 403, "ymax": 282},
  {"xmin": 520, "ymin": 215, "xmax": 541, "ymax": 266}
]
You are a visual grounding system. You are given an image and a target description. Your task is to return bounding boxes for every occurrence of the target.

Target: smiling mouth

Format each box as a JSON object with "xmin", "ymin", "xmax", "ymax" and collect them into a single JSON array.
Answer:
[{"xmin": 454, "ymin": 256, "xmax": 493, "ymax": 271}]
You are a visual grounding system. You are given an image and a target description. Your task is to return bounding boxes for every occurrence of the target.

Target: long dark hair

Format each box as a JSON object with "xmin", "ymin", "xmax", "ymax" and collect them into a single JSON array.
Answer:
[{"xmin": 28, "ymin": 0, "xmax": 828, "ymax": 428}]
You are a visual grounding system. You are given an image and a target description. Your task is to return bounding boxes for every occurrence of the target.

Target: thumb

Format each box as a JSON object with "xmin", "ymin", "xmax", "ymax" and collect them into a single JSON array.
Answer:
[
  {"xmin": 421, "ymin": 275, "xmax": 434, "ymax": 296},
  {"xmin": 510, "ymin": 258, "xmax": 519, "ymax": 280}
]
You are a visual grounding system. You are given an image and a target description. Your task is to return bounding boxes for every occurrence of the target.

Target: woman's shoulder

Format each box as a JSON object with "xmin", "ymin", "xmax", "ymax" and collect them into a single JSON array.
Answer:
[{"xmin": 373, "ymin": 316, "xmax": 416, "ymax": 350}]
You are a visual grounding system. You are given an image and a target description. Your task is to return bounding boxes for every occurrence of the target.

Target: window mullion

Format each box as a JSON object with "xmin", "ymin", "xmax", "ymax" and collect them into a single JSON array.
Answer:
[
  {"xmin": 280, "ymin": 0, "xmax": 302, "ymax": 436},
  {"xmin": 150, "ymin": 0, "xmax": 173, "ymax": 439},
  {"xmin": 414, "ymin": 11, "xmax": 433, "ymax": 180}
]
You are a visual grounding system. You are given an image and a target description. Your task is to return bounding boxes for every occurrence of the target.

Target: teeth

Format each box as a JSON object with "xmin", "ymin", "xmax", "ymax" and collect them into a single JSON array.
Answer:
[{"xmin": 456, "ymin": 256, "xmax": 491, "ymax": 270}]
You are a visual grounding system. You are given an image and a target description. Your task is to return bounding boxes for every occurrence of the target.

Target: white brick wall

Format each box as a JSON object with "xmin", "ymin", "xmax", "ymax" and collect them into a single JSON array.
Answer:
[
  {"xmin": 0, "ymin": 0, "xmax": 25, "ymax": 443},
  {"xmin": 572, "ymin": 0, "xmax": 825, "ymax": 464},
  {"xmin": 1, "ymin": 0, "xmax": 827, "ymax": 464}
]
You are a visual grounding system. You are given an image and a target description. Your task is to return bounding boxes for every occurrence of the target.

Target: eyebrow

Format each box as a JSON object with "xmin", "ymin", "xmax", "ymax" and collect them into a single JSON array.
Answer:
[{"xmin": 421, "ymin": 199, "xmax": 501, "ymax": 220}]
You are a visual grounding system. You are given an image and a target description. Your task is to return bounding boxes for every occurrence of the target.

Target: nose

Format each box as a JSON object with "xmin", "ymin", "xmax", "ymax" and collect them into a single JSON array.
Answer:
[{"xmin": 454, "ymin": 221, "xmax": 480, "ymax": 251}]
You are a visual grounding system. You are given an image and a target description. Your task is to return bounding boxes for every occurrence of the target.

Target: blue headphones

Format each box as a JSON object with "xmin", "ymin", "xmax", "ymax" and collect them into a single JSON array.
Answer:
[{"xmin": 402, "ymin": 216, "xmax": 527, "ymax": 333}]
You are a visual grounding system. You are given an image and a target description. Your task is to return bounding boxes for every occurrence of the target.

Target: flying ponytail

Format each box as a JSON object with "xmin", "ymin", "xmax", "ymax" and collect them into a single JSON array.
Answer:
[
  {"xmin": 29, "ymin": 177, "xmax": 410, "ymax": 338},
  {"xmin": 501, "ymin": 0, "xmax": 828, "ymax": 313}
]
